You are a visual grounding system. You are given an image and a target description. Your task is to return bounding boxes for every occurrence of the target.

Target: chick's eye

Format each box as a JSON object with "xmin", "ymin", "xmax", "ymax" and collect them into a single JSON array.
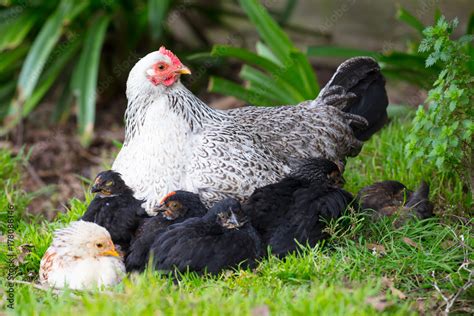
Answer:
[
  {"xmin": 96, "ymin": 243, "xmax": 103, "ymax": 248},
  {"xmin": 105, "ymin": 181, "xmax": 113, "ymax": 187},
  {"xmin": 169, "ymin": 201, "xmax": 180, "ymax": 209}
]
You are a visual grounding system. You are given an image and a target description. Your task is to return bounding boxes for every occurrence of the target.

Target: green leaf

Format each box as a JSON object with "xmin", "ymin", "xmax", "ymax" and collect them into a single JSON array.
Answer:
[
  {"xmin": 0, "ymin": 10, "xmax": 39, "ymax": 52},
  {"xmin": 72, "ymin": 15, "xmax": 110, "ymax": 146},
  {"xmin": 209, "ymin": 76, "xmax": 267, "ymax": 106},
  {"xmin": 212, "ymin": 44, "xmax": 312, "ymax": 102},
  {"xmin": 238, "ymin": 0, "xmax": 294, "ymax": 64},
  {"xmin": 148, "ymin": 0, "xmax": 171, "ymax": 41},
  {"xmin": 290, "ymin": 51, "xmax": 319, "ymax": 99},
  {"xmin": 22, "ymin": 37, "xmax": 82, "ymax": 118},
  {"xmin": 0, "ymin": 81, "xmax": 15, "ymax": 102},
  {"xmin": 0, "ymin": 45, "xmax": 29, "ymax": 74},
  {"xmin": 211, "ymin": 45, "xmax": 279, "ymax": 73},
  {"xmin": 256, "ymin": 41, "xmax": 282, "ymax": 66},
  {"xmin": 52, "ymin": 80, "xmax": 74, "ymax": 124},
  {"xmin": 277, "ymin": 0, "xmax": 298, "ymax": 25},
  {"xmin": 240, "ymin": 65, "xmax": 295, "ymax": 104},
  {"xmin": 307, "ymin": 46, "xmax": 379, "ymax": 58},
  {"xmin": 397, "ymin": 7, "xmax": 425, "ymax": 35},
  {"xmin": 16, "ymin": 0, "xmax": 73, "ymax": 103},
  {"xmin": 379, "ymin": 52, "xmax": 433, "ymax": 71}
]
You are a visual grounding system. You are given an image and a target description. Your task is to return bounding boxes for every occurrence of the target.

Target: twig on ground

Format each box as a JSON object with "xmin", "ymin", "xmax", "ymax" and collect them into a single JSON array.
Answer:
[{"xmin": 431, "ymin": 228, "xmax": 473, "ymax": 315}]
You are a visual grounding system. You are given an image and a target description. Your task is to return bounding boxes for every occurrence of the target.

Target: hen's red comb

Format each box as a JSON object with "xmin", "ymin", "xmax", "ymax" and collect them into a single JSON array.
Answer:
[
  {"xmin": 159, "ymin": 191, "xmax": 176, "ymax": 204},
  {"xmin": 158, "ymin": 46, "xmax": 181, "ymax": 66}
]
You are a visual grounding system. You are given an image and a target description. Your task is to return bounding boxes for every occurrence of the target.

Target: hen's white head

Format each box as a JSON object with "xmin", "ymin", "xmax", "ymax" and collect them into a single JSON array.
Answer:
[{"xmin": 127, "ymin": 46, "xmax": 191, "ymax": 97}]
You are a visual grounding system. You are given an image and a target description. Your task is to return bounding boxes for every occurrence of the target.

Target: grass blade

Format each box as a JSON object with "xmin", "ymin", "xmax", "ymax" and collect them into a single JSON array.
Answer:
[
  {"xmin": 148, "ymin": 0, "xmax": 171, "ymax": 42},
  {"xmin": 72, "ymin": 15, "xmax": 110, "ymax": 146}
]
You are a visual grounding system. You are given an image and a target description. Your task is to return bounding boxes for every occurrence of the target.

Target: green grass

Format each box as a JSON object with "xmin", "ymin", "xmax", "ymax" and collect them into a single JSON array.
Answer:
[{"xmin": 1, "ymin": 108, "xmax": 472, "ymax": 315}]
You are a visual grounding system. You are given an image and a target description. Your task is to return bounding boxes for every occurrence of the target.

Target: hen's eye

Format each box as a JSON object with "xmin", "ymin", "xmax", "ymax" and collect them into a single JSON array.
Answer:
[
  {"xmin": 96, "ymin": 243, "xmax": 103, "ymax": 248},
  {"xmin": 157, "ymin": 63, "xmax": 167, "ymax": 70},
  {"xmin": 105, "ymin": 181, "xmax": 113, "ymax": 187}
]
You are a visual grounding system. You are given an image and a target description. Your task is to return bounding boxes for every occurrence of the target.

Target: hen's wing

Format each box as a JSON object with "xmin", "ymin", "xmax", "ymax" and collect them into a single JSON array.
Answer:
[
  {"xmin": 189, "ymin": 122, "xmax": 291, "ymax": 205},
  {"xmin": 225, "ymin": 57, "xmax": 388, "ymax": 162}
]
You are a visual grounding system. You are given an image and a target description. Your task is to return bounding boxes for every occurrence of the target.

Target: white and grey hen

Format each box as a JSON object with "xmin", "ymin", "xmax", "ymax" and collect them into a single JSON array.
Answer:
[{"xmin": 112, "ymin": 47, "xmax": 388, "ymax": 213}]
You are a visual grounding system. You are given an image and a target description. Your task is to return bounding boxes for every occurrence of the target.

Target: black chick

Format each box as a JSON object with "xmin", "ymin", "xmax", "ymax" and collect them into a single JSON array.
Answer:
[
  {"xmin": 357, "ymin": 180, "xmax": 434, "ymax": 221},
  {"xmin": 81, "ymin": 170, "xmax": 148, "ymax": 253},
  {"xmin": 243, "ymin": 157, "xmax": 354, "ymax": 257},
  {"xmin": 149, "ymin": 198, "xmax": 262, "ymax": 274},
  {"xmin": 126, "ymin": 191, "xmax": 207, "ymax": 272}
]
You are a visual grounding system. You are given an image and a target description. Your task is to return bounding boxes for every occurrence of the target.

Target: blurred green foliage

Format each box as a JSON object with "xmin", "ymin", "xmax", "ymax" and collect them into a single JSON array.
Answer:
[
  {"xmin": 0, "ymin": 0, "xmax": 240, "ymax": 145},
  {"xmin": 308, "ymin": 7, "xmax": 474, "ymax": 90},
  {"xmin": 208, "ymin": 0, "xmax": 319, "ymax": 106}
]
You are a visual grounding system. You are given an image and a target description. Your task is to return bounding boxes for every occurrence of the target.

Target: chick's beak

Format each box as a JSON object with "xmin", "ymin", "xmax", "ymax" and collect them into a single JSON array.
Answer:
[
  {"xmin": 91, "ymin": 185, "xmax": 101, "ymax": 193},
  {"xmin": 101, "ymin": 247, "xmax": 120, "ymax": 257},
  {"xmin": 228, "ymin": 212, "xmax": 240, "ymax": 227},
  {"xmin": 176, "ymin": 65, "xmax": 191, "ymax": 75},
  {"xmin": 152, "ymin": 203, "xmax": 168, "ymax": 214}
]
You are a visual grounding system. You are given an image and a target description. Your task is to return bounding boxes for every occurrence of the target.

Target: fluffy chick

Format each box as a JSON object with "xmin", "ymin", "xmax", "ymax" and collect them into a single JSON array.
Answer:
[
  {"xmin": 357, "ymin": 180, "xmax": 434, "ymax": 221},
  {"xmin": 149, "ymin": 198, "xmax": 262, "ymax": 274},
  {"xmin": 39, "ymin": 221, "xmax": 125, "ymax": 290},
  {"xmin": 81, "ymin": 170, "xmax": 149, "ymax": 253},
  {"xmin": 243, "ymin": 157, "xmax": 354, "ymax": 257},
  {"xmin": 126, "ymin": 191, "xmax": 207, "ymax": 272}
]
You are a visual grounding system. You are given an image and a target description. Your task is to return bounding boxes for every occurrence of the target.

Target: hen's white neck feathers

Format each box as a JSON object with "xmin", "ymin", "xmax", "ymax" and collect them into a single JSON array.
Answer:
[{"xmin": 124, "ymin": 81, "xmax": 226, "ymax": 143}]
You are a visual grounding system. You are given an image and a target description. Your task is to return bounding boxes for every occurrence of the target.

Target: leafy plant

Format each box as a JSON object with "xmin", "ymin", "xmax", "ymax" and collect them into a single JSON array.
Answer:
[
  {"xmin": 307, "ymin": 7, "xmax": 473, "ymax": 90},
  {"xmin": 207, "ymin": 0, "xmax": 319, "ymax": 106},
  {"xmin": 405, "ymin": 17, "xmax": 474, "ymax": 199}
]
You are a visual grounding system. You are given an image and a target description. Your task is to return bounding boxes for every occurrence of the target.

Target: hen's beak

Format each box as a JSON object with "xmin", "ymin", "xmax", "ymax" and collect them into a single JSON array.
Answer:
[
  {"xmin": 176, "ymin": 65, "xmax": 191, "ymax": 75},
  {"xmin": 101, "ymin": 248, "xmax": 120, "ymax": 257}
]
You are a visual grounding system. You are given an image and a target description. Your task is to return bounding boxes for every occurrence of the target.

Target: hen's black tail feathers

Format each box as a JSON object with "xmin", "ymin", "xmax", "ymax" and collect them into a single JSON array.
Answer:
[{"xmin": 320, "ymin": 57, "xmax": 389, "ymax": 141}]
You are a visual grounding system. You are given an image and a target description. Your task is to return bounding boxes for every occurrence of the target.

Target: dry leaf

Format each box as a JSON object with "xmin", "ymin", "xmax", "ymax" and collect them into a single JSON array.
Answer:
[
  {"xmin": 366, "ymin": 295, "xmax": 393, "ymax": 311},
  {"xmin": 441, "ymin": 239, "xmax": 455, "ymax": 249},
  {"xmin": 13, "ymin": 244, "xmax": 34, "ymax": 266},
  {"xmin": 366, "ymin": 243, "xmax": 386, "ymax": 255},
  {"xmin": 382, "ymin": 277, "xmax": 407, "ymax": 300},
  {"xmin": 415, "ymin": 299, "xmax": 426, "ymax": 316},
  {"xmin": 402, "ymin": 237, "xmax": 419, "ymax": 249}
]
